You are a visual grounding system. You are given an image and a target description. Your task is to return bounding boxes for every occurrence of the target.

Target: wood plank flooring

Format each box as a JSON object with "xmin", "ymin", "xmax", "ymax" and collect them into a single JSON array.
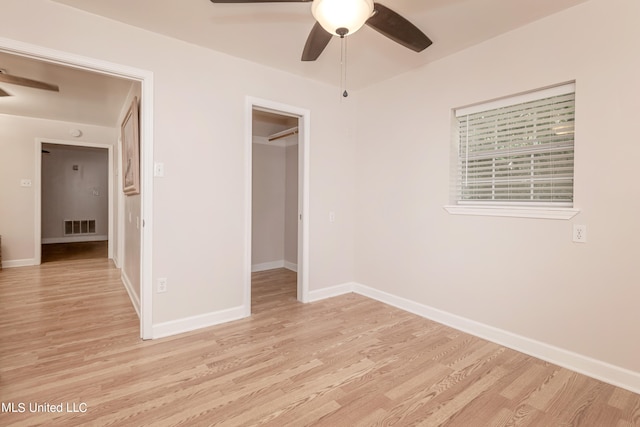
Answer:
[
  {"xmin": 1, "ymin": 263, "xmax": 639, "ymax": 426},
  {"xmin": 41, "ymin": 241, "xmax": 108, "ymax": 263}
]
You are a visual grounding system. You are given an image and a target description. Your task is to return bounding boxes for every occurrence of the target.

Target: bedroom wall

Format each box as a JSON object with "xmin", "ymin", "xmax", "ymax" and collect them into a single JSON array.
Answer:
[
  {"xmin": 354, "ymin": 0, "xmax": 640, "ymax": 382},
  {"xmin": 1, "ymin": 0, "xmax": 356, "ymax": 326}
]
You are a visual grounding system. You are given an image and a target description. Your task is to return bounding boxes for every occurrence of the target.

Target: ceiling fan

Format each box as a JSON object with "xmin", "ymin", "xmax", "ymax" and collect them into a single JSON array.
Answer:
[
  {"xmin": 0, "ymin": 68, "xmax": 60, "ymax": 97},
  {"xmin": 209, "ymin": 0, "xmax": 432, "ymax": 61}
]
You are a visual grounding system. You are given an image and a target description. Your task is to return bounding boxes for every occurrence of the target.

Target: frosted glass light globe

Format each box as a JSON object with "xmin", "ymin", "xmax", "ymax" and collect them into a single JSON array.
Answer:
[{"xmin": 311, "ymin": 0, "xmax": 374, "ymax": 36}]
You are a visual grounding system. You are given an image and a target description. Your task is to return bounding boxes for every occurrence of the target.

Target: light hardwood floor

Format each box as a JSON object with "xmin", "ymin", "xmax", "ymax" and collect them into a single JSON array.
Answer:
[{"xmin": 1, "ymin": 262, "xmax": 639, "ymax": 426}]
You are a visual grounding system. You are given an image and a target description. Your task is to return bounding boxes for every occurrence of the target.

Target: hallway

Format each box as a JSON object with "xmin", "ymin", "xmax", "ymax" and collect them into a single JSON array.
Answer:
[{"xmin": 41, "ymin": 241, "xmax": 108, "ymax": 263}]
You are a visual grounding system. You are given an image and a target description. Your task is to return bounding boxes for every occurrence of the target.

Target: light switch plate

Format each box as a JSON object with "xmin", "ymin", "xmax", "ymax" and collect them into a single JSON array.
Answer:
[{"xmin": 154, "ymin": 162, "xmax": 165, "ymax": 177}]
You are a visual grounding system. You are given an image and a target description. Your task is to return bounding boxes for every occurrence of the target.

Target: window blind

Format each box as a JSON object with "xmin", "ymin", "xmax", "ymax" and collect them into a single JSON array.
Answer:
[{"xmin": 455, "ymin": 86, "xmax": 575, "ymax": 206}]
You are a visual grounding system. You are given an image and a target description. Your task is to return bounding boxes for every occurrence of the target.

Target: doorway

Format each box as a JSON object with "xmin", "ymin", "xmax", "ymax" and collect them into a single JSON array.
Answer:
[
  {"xmin": 0, "ymin": 39, "xmax": 154, "ymax": 339},
  {"xmin": 40, "ymin": 142, "xmax": 110, "ymax": 263},
  {"xmin": 36, "ymin": 139, "xmax": 114, "ymax": 265},
  {"xmin": 245, "ymin": 97, "xmax": 310, "ymax": 316},
  {"xmin": 251, "ymin": 110, "xmax": 299, "ymax": 312}
]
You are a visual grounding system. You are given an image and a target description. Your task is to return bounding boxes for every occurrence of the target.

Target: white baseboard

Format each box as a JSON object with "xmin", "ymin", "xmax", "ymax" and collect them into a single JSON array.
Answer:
[
  {"xmin": 42, "ymin": 235, "xmax": 108, "ymax": 244},
  {"xmin": 307, "ymin": 282, "xmax": 354, "ymax": 302},
  {"xmin": 252, "ymin": 260, "xmax": 298, "ymax": 273},
  {"xmin": 351, "ymin": 282, "xmax": 640, "ymax": 395},
  {"xmin": 121, "ymin": 271, "xmax": 141, "ymax": 318},
  {"xmin": 1, "ymin": 258, "xmax": 38, "ymax": 268},
  {"xmin": 252, "ymin": 260, "xmax": 285, "ymax": 272},
  {"xmin": 284, "ymin": 261, "xmax": 298, "ymax": 272},
  {"xmin": 152, "ymin": 306, "xmax": 247, "ymax": 339}
]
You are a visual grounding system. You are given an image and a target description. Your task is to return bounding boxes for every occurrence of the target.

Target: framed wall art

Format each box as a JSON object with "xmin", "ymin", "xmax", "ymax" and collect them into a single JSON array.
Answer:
[{"xmin": 121, "ymin": 96, "xmax": 140, "ymax": 195}]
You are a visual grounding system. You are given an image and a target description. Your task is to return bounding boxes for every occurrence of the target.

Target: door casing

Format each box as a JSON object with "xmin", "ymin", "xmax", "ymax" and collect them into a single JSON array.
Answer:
[{"xmin": 245, "ymin": 96, "xmax": 310, "ymax": 314}]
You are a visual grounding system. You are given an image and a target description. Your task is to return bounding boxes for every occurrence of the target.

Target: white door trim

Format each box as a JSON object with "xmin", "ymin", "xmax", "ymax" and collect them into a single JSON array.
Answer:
[
  {"xmin": 0, "ymin": 36, "xmax": 154, "ymax": 340},
  {"xmin": 245, "ymin": 96, "xmax": 310, "ymax": 314}
]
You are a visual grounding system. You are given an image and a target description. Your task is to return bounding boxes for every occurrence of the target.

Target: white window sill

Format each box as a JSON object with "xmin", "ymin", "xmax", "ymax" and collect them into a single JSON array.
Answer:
[{"xmin": 443, "ymin": 205, "xmax": 580, "ymax": 220}]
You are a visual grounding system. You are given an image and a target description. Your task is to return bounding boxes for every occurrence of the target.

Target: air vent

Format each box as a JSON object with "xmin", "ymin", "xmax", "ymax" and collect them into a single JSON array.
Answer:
[{"xmin": 64, "ymin": 220, "xmax": 96, "ymax": 236}]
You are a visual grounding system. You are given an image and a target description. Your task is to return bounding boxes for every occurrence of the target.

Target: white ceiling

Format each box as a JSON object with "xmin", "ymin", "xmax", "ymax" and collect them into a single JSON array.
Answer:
[
  {"xmin": 0, "ymin": 51, "xmax": 135, "ymax": 127},
  {"xmin": 1, "ymin": 0, "xmax": 588, "ymax": 128},
  {"xmin": 51, "ymin": 0, "xmax": 588, "ymax": 90}
]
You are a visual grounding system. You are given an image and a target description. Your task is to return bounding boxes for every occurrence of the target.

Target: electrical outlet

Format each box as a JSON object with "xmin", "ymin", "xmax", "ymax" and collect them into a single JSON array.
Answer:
[
  {"xmin": 573, "ymin": 224, "xmax": 587, "ymax": 243},
  {"xmin": 157, "ymin": 278, "xmax": 168, "ymax": 293}
]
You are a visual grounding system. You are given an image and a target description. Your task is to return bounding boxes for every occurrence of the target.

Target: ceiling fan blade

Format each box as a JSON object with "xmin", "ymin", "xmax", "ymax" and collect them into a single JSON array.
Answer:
[
  {"xmin": 366, "ymin": 3, "xmax": 432, "ymax": 53},
  {"xmin": 0, "ymin": 72, "xmax": 59, "ymax": 92},
  {"xmin": 0, "ymin": 87, "xmax": 10, "ymax": 97},
  {"xmin": 210, "ymin": 0, "xmax": 310, "ymax": 3},
  {"xmin": 301, "ymin": 21, "xmax": 333, "ymax": 61}
]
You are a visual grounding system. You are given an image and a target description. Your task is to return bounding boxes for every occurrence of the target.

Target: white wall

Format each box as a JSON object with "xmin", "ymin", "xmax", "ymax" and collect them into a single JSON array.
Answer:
[
  {"xmin": 0, "ymin": 114, "xmax": 117, "ymax": 266},
  {"xmin": 355, "ymin": 0, "xmax": 640, "ymax": 380},
  {"xmin": 284, "ymin": 144, "xmax": 298, "ymax": 267},
  {"xmin": 41, "ymin": 144, "xmax": 108, "ymax": 242},
  {"xmin": 116, "ymin": 89, "xmax": 142, "ymax": 311},
  {"xmin": 251, "ymin": 139, "xmax": 298, "ymax": 271},
  {"xmin": 252, "ymin": 142, "xmax": 286, "ymax": 268},
  {"xmin": 1, "ymin": 0, "xmax": 356, "ymax": 326}
]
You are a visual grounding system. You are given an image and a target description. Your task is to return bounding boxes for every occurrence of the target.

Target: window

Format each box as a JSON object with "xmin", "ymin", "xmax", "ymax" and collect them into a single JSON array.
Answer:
[{"xmin": 447, "ymin": 83, "xmax": 578, "ymax": 219}]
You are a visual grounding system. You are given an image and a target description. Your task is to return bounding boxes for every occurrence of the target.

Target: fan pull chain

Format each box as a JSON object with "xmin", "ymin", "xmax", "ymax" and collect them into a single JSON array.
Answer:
[{"xmin": 341, "ymin": 35, "xmax": 348, "ymax": 98}]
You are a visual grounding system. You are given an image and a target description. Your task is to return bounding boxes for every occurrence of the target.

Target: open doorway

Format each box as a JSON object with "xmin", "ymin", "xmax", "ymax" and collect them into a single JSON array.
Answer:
[
  {"xmin": 251, "ymin": 110, "xmax": 299, "ymax": 312},
  {"xmin": 0, "ymin": 39, "xmax": 154, "ymax": 339},
  {"xmin": 40, "ymin": 143, "xmax": 109, "ymax": 263},
  {"xmin": 245, "ymin": 97, "xmax": 310, "ymax": 316}
]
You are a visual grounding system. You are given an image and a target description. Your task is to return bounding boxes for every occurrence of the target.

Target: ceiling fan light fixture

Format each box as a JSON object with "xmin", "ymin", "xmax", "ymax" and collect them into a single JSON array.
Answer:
[{"xmin": 311, "ymin": 0, "xmax": 374, "ymax": 37}]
